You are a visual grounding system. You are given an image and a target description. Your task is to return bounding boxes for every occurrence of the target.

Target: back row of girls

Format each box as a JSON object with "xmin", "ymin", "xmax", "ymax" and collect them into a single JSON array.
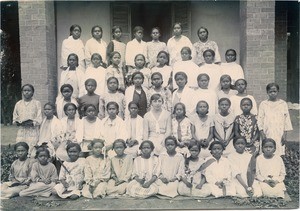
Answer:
[{"xmin": 2, "ymin": 136, "xmax": 289, "ymax": 200}]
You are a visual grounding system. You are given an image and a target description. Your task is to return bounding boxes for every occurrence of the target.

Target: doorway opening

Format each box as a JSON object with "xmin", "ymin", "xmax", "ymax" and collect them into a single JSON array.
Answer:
[{"xmin": 130, "ymin": 2, "xmax": 172, "ymax": 43}]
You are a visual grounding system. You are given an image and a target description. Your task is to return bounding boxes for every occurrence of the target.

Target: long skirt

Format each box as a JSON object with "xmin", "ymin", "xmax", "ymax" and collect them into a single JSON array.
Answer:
[
  {"xmin": 106, "ymin": 179, "xmax": 128, "ymax": 196},
  {"xmin": 54, "ymin": 183, "xmax": 81, "ymax": 199},
  {"xmin": 234, "ymin": 179, "xmax": 262, "ymax": 198},
  {"xmin": 156, "ymin": 180, "xmax": 179, "ymax": 198},
  {"xmin": 126, "ymin": 180, "xmax": 158, "ymax": 198},
  {"xmin": 19, "ymin": 182, "xmax": 56, "ymax": 197},
  {"xmin": 259, "ymin": 181, "xmax": 285, "ymax": 198},
  {"xmin": 81, "ymin": 182, "xmax": 107, "ymax": 198},
  {"xmin": 16, "ymin": 126, "xmax": 39, "ymax": 157},
  {"xmin": 1, "ymin": 182, "xmax": 28, "ymax": 198},
  {"xmin": 177, "ymin": 182, "xmax": 211, "ymax": 197}
]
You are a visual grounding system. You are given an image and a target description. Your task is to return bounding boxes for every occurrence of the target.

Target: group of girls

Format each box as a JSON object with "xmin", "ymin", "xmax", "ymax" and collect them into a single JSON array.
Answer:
[{"xmin": 4, "ymin": 22, "xmax": 293, "ymax": 201}]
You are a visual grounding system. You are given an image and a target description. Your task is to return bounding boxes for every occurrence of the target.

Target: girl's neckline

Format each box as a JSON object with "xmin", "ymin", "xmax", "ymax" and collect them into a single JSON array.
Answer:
[{"xmin": 86, "ymin": 117, "xmax": 96, "ymax": 123}]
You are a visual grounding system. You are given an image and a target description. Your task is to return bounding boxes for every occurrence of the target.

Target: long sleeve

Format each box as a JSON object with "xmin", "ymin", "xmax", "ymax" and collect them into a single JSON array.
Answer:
[
  {"xmin": 257, "ymin": 101, "xmax": 266, "ymax": 131},
  {"xmin": 176, "ymin": 156, "xmax": 185, "ymax": 180},
  {"xmin": 143, "ymin": 114, "xmax": 150, "ymax": 140},
  {"xmin": 283, "ymin": 102, "xmax": 293, "ymax": 131},
  {"xmin": 272, "ymin": 158, "xmax": 286, "ymax": 183},
  {"xmin": 84, "ymin": 159, "xmax": 93, "ymax": 185}
]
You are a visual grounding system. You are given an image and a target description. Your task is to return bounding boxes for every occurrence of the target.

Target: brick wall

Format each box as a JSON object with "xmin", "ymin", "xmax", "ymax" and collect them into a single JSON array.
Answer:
[
  {"xmin": 18, "ymin": 1, "xmax": 57, "ymax": 108},
  {"xmin": 275, "ymin": 5, "xmax": 287, "ymax": 101},
  {"xmin": 240, "ymin": 0, "xmax": 276, "ymax": 104}
]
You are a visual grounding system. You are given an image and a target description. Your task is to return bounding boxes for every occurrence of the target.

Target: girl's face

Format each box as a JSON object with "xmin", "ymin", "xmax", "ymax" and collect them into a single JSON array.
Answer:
[
  {"xmin": 151, "ymin": 74, "xmax": 163, "ymax": 88},
  {"xmin": 263, "ymin": 142, "xmax": 276, "ymax": 158},
  {"xmin": 113, "ymin": 28, "xmax": 122, "ymax": 40},
  {"xmin": 22, "ymin": 86, "xmax": 34, "ymax": 100},
  {"xmin": 135, "ymin": 55, "xmax": 145, "ymax": 68},
  {"xmin": 85, "ymin": 81, "xmax": 96, "ymax": 93},
  {"xmin": 114, "ymin": 142, "xmax": 125, "ymax": 157},
  {"xmin": 107, "ymin": 104, "xmax": 118, "ymax": 118},
  {"xmin": 92, "ymin": 27, "xmax": 102, "ymax": 40},
  {"xmin": 165, "ymin": 139, "xmax": 176, "ymax": 154},
  {"xmin": 92, "ymin": 142, "xmax": 104, "ymax": 157},
  {"xmin": 16, "ymin": 146, "xmax": 28, "ymax": 160},
  {"xmin": 157, "ymin": 53, "xmax": 168, "ymax": 66},
  {"xmin": 175, "ymin": 75, "xmax": 187, "ymax": 88},
  {"xmin": 189, "ymin": 145, "xmax": 200, "ymax": 159},
  {"xmin": 240, "ymin": 99, "xmax": 252, "ymax": 114},
  {"xmin": 196, "ymin": 102, "xmax": 208, "ymax": 115},
  {"xmin": 71, "ymin": 26, "xmax": 81, "ymax": 40},
  {"xmin": 85, "ymin": 106, "xmax": 96, "ymax": 119},
  {"xmin": 62, "ymin": 87, "xmax": 72, "ymax": 100},
  {"xmin": 91, "ymin": 55, "xmax": 102, "ymax": 68},
  {"xmin": 44, "ymin": 105, "xmax": 54, "ymax": 118},
  {"xmin": 68, "ymin": 146, "xmax": 80, "ymax": 162},
  {"xmin": 267, "ymin": 86, "xmax": 278, "ymax": 101},
  {"xmin": 197, "ymin": 76, "xmax": 209, "ymax": 89},
  {"xmin": 141, "ymin": 142, "xmax": 152, "ymax": 157},
  {"xmin": 111, "ymin": 53, "xmax": 121, "ymax": 65},
  {"xmin": 175, "ymin": 104, "xmax": 185, "ymax": 118},
  {"xmin": 211, "ymin": 144, "xmax": 223, "ymax": 160},
  {"xmin": 225, "ymin": 50, "xmax": 236, "ymax": 63},
  {"xmin": 181, "ymin": 49, "xmax": 190, "ymax": 61},
  {"xmin": 198, "ymin": 28, "xmax": 208, "ymax": 41},
  {"xmin": 235, "ymin": 80, "xmax": 246, "ymax": 93},
  {"xmin": 204, "ymin": 52, "xmax": 214, "ymax": 64},
  {"xmin": 133, "ymin": 74, "xmax": 143, "ymax": 87},
  {"xmin": 151, "ymin": 97, "xmax": 163, "ymax": 110},
  {"xmin": 151, "ymin": 28, "xmax": 160, "ymax": 40},
  {"xmin": 134, "ymin": 30, "xmax": 143, "ymax": 41},
  {"xmin": 221, "ymin": 77, "xmax": 231, "ymax": 89},
  {"xmin": 68, "ymin": 55, "xmax": 77, "ymax": 68},
  {"xmin": 37, "ymin": 151, "xmax": 49, "ymax": 165},
  {"xmin": 129, "ymin": 103, "xmax": 139, "ymax": 117},
  {"xmin": 107, "ymin": 79, "xmax": 119, "ymax": 92},
  {"xmin": 234, "ymin": 139, "xmax": 246, "ymax": 154},
  {"xmin": 219, "ymin": 100, "xmax": 230, "ymax": 114},
  {"xmin": 65, "ymin": 105, "xmax": 76, "ymax": 118},
  {"xmin": 173, "ymin": 24, "xmax": 182, "ymax": 36}
]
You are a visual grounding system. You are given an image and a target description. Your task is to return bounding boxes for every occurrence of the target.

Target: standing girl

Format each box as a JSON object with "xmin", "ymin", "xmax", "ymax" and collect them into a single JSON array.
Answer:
[
  {"xmin": 149, "ymin": 72, "xmax": 172, "ymax": 112},
  {"xmin": 213, "ymin": 98, "xmax": 235, "ymax": 156},
  {"xmin": 173, "ymin": 47, "xmax": 200, "ymax": 89},
  {"xmin": 1, "ymin": 142, "xmax": 35, "ymax": 198},
  {"xmin": 171, "ymin": 72, "xmax": 196, "ymax": 117},
  {"xmin": 38, "ymin": 103, "xmax": 63, "ymax": 158},
  {"xmin": 125, "ymin": 102, "xmax": 144, "ymax": 158},
  {"xmin": 230, "ymin": 79, "xmax": 257, "ymax": 116},
  {"xmin": 85, "ymin": 53, "xmax": 107, "ymax": 96},
  {"xmin": 19, "ymin": 147, "xmax": 58, "ymax": 197},
  {"xmin": 234, "ymin": 98, "xmax": 260, "ymax": 154},
  {"xmin": 56, "ymin": 84, "xmax": 78, "ymax": 119},
  {"xmin": 190, "ymin": 101, "xmax": 214, "ymax": 159},
  {"xmin": 106, "ymin": 139, "xmax": 134, "ymax": 196},
  {"xmin": 256, "ymin": 139, "xmax": 287, "ymax": 199},
  {"xmin": 143, "ymin": 94, "xmax": 172, "ymax": 155},
  {"xmin": 82, "ymin": 139, "xmax": 111, "ymax": 198},
  {"xmin": 125, "ymin": 72, "xmax": 150, "ymax": 118},
  {"xmin": 54, "ymin": 143, "xmax": 85, "ymax": 199},
  {"xmin": 150, "ymin": 51, "xmax": 172, "ymax": 89},
  {"xmin": 167, "ymin": 23, "xmax": 193, "ymax": 66},
  {"xmin": 198, "ymin": 49, "xmax": 222, "ymax": 91},
  {"xmin": 146, "ymin": 27, "xmax": 167, "ymax": 68},
  {"xmin": 257, "ymin": 83, "xmax": 292, "ymax": 156},
  {"xmin": 59, "ymin": 53, "xmax": 85, "ymax": 98},
  {"xmin": 103, "ymin": 77, "xmax": 126, "ymax": 119},
  {"xmin": 13, "ymin": 84, "xmax": 42, "ymax": 156},
  {"xmin": 126, "ymin": 140, "xmax": 159, "ymax": 198},
  {"xmin": 177, "ymin": 141, "xmax": 211, "ymax": 197},
  {"xmin": 61, "ymin": 24, "xmax": 85, "ymax": 71},
  {"xmin": 156, "ymin": 136, "xmax": 185, "ymax": 198},
  {"xmin": 228, "ymin": 137, "xmax": 262, "ymax": 198},
  {"xmin": 127, "ymin": 54, "xmax": 151, "ymax": 88},
  {"xmin": 85, "ymin": 25, "xmax": 107, "ymax": 67},
  {"xmin": 203, "ymin": 141, "xmax": 236, "ymax": 197},
  {"xmin": 106, "ymin": 26, "xmax": 126, "ymax": 67},
  {"xmin": 221, "ymin": 49, "xmax": 244, "ymax": 85},
  {"xmin": 217, "ymin": 75, "xmax": 238, "ymax": 100},
  {"xmin": 106, "ymin": 51, "xmax": 126, "ymax": 93},
  {"xmin": 171, "ymin": 103, "xmax": 192, "ymax": 156},
  {"xmin": 81, "ymin": 104, "xmax": 102, "ymax": 157}
]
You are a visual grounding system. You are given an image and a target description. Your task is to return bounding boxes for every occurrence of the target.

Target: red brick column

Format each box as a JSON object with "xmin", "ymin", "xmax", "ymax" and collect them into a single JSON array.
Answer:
[
  {"xmin": 18, "ymin": 1, "xmax": 57, "ymax": 107},
  {"xmin": 240, "ymin": 0, "xmax": 276, "ymax": 103}
]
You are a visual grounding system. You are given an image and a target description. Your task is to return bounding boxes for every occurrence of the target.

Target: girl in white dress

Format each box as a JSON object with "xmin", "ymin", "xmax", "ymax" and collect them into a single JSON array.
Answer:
[
  {"xmin": 106, "ymin": 26, "xmax": 126, "ymax": 67},
  {"xmin": 257, "ymin": 83, "xmax": 293, "ymax": 156},
  {"xmin": 221, "ymin": 49, "xmax": 244, "ymax": 85},
  {"xmin": 217, "ymin": 75, "xmax": 238, "ymax": 100}
]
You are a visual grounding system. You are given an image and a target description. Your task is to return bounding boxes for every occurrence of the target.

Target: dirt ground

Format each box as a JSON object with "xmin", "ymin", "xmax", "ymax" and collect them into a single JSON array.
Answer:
[{"xmin": 0, "ymin": 109, "xmax": 299, "ymax": 210}]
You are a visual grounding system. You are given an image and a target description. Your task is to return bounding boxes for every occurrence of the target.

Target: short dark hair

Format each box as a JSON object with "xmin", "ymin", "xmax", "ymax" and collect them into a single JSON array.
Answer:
[
  {"xmin": 139, "ymin": 140, "xmax": 155, "ymax": 151},
  {"xmin": 14, "ymin": 142, "xmax": 29, "ymax": 151},
  {"xmin": 21, "ymin": 84, "xmax": 35, "ymax": 94},
  {"xmin": 209, "ymin": 140, "xmax": 225, "ymax": 151},
  {"xmin": 164, "ymin": 136, "xmax": 178, "ymax": 146},
  {"xmin": 69, "ymin": 24, "xmax": 81, "ymax": 35},
  {"xmin": 66, "ymin": 142, "xmax": 81, "ymax": 152},
  {"xmin": 113, "ymin": 139, "xmax": 127, "ymax": 149},
  {"xmin": 266, "ymin": 82, "xmax": 279, "ymax": 92},
  {"xmin": 60, "ymin": 84, "xmax": 74, "ymax": 93}
]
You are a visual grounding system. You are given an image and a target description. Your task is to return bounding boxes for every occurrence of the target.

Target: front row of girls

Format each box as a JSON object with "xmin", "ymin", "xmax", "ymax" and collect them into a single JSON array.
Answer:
[{"xmin": 2, "ymin": 137, "xmax": 289, "ymax": 200}]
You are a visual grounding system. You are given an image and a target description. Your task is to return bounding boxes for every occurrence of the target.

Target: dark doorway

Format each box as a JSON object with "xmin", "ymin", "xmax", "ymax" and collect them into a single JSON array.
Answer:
[{"xmin": 131, "ymin": 2, "xmax": 172, "ymax": 43}]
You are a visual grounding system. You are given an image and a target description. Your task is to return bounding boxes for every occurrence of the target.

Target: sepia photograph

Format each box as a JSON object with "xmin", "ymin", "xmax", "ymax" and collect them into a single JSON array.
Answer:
[{"xmin": 1, "ymin": 0, "xmax": 299, "ymax": 210}]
